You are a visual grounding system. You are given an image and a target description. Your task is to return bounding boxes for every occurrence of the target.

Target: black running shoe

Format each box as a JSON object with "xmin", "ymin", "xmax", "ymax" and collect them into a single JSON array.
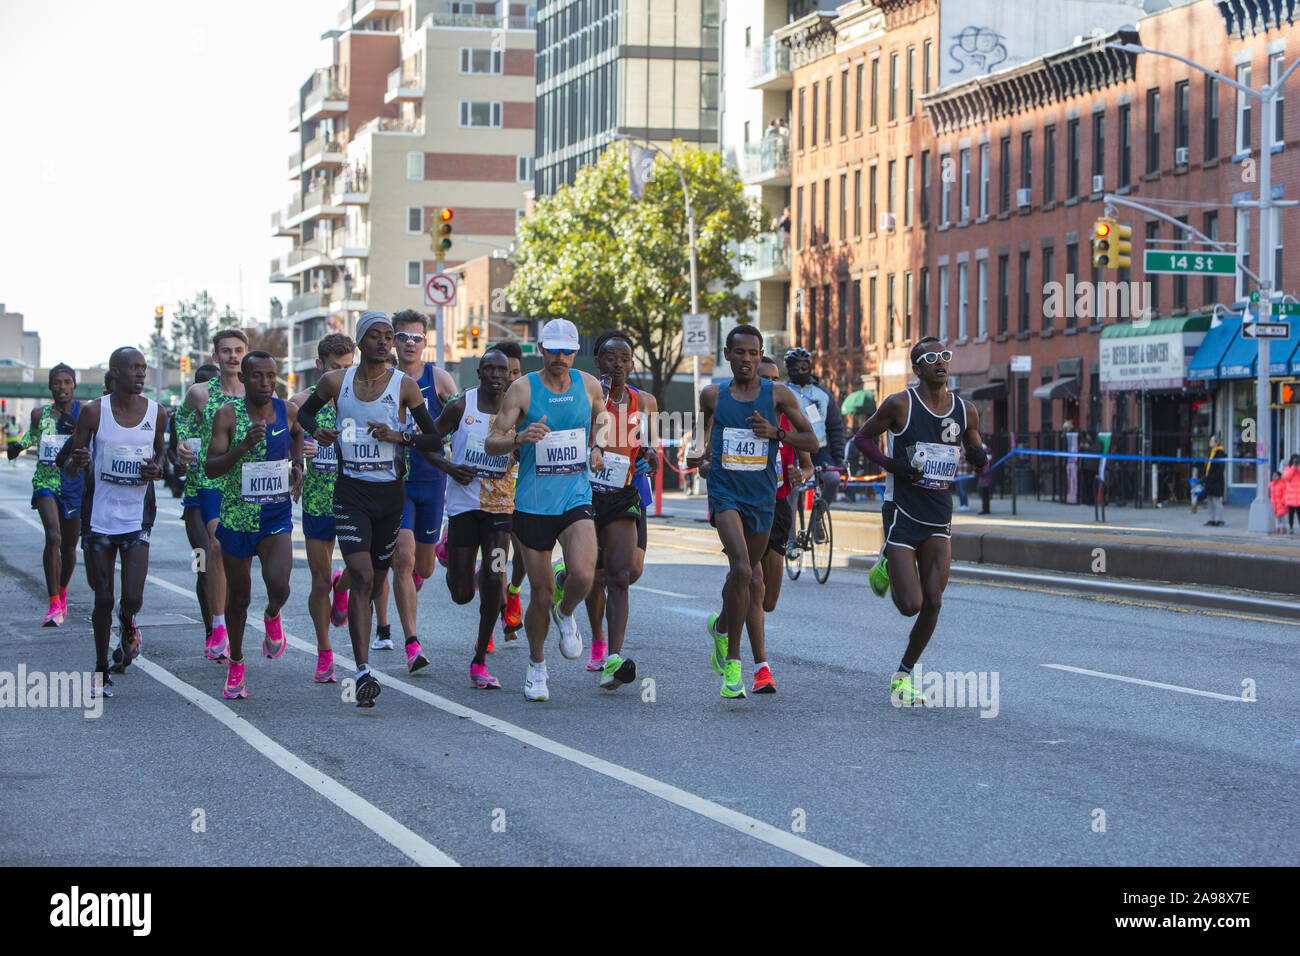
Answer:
[{"xmin": 355, "ymin": 671, "xmax": 381, "ymax": 708}]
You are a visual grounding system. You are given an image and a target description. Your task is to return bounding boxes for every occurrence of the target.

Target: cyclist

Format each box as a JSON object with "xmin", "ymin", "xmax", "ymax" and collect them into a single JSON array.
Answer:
[{"xmin": 782, "ymin": 347, "xmax": 845, "ymax": 513}]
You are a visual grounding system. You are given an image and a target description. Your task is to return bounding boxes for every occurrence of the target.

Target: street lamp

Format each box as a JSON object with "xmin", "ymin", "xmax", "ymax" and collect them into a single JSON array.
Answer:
[{"xmin": 1110, "ymin": 42, "xmax": 1300, "ymax": 532}]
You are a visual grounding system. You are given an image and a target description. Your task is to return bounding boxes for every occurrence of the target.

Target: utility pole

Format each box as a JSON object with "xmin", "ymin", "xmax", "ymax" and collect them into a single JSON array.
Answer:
[{"xmin": 154, "ymin": 305, "xmax": 165, "ymax": 404}]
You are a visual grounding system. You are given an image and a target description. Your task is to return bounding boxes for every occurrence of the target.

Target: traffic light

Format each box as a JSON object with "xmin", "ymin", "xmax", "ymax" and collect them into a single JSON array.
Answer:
[
  {"xmin": 469, "ymin": 325, "xmax": 482, "ymax": 350},
  {"xmin": 180, "ymin": 356, "xmax": 191, "ymax": 375},
  {"xmin": 155, "ymin": 304, "xmax": 165, "ymax": 331},
  {"xmin": 287, "ymin": 371, "xmax": 296, "ymax": 391},
  {"xmin": 1112, "ymin": 221, "xmax": 1132, "ymax": 269},
  {"xmin": 1275, "ymin": 381, "xmax": 1300, "ymax": 406},
  {"xmin": 1091, "ymin": 217, "xmax": 1115, "ymax": 268},
  {"xmin": 456, "ymin": 327, "xmax": 467, "ymax": 349},
  {"xmin": 431, "ymin": 208, "xmax": 453, "ymax": 261}
]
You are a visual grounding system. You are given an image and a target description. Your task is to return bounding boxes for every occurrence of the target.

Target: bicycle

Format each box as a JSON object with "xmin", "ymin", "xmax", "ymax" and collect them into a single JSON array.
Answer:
[{"xmin": 784, "ymin": 465, "xmax": 841, "ymax": 584}]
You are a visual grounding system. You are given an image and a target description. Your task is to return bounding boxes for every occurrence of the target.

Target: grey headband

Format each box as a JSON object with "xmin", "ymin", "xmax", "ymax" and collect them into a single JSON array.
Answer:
[{"xmin": 355, "ymin": 311, "xmax": 392, "ymax": 342}]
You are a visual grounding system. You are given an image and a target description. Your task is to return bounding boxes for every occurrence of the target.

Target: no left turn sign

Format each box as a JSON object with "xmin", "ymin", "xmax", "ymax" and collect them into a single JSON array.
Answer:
[{"xmin": 424, "ymin": 273, "xmax": 456, "ymax": 307}]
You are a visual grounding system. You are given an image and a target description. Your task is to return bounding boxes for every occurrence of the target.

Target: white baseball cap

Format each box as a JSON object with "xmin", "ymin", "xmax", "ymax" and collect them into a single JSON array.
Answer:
[{"xmin": 539, "ymin": 318, "xmax": 580, "ymax": 351}]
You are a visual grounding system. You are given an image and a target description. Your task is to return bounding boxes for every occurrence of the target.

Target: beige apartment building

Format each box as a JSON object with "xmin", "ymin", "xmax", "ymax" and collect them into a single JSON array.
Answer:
[{"xmin": 271, "ymin": 0, "xmax": 537, "ymax": 384}]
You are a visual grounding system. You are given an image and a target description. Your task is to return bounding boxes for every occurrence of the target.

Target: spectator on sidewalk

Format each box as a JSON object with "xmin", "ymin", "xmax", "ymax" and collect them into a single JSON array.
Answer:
[
  {"xmin": 678, "ymin": 443, "xmax": 698, "ymax": 496},
  {"xmin": 1284, "ymin": 454, "xmax": 1300, "ymax": 533},
  {"xmin": 953, "ymin": 447, "xmax": 973, "ymax": 511},
  {"xmin": 1204, "ymin": 436, "xmax": 1227, "ymax": 527},
  {"xmin": 1270, "ymin": 470, "xmax": 1289, "ymax": 533},
  {"xmin": 978, "ymin": 441, "xmax": 994, "ymax": 514}
]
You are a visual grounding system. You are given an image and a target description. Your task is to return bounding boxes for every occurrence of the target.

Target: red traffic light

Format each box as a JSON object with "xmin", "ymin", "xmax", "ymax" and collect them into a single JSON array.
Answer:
[
  {"xmin": 1282, "ymin": 383, "xmax": 1299, "ymax": 405},
  {"xmin": 470, "ymin": 326, "xmax": 480, "ymax": 337},
  {"xmin": 1094, "ymin": 222, "xmax": 1110, "ymax": 238},
  {"xmin": 439, "ymin": 208, "xmax": 453, "ymax": 222}
]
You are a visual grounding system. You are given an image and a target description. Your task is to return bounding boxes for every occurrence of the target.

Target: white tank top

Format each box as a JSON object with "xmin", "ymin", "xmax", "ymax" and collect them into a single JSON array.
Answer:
[
  {"xmin": 445, "ymin": 388, "xmax": 516, "ymax": 516},
  {"xmin": 336, "ymin": 366, "xmax": 407, "ymax": 482},
  {"xmin": 92, "ymin": 397, "xmax": 158, "ymax": 535}
]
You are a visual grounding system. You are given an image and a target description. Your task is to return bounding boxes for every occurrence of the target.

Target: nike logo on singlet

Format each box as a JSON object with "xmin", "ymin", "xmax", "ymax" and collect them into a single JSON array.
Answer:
[{"xmin": 270, "ymin": 427, "xmax": 287, "ymax": 436}]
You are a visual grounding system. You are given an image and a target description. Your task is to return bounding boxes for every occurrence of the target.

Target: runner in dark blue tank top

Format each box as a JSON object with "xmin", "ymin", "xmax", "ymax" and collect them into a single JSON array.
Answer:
[
  {"xmin": 851, "ymin": 337, "xmax": 988, "ymax": 706},
  {"xmin": 689, "ymin": 325, "xmax": 818, "ymax": 700}
]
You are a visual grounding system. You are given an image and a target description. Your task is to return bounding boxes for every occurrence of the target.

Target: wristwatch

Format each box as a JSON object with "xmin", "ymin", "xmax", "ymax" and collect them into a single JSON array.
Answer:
[{"xmin": 776, "ymin": 427, "xmax": 787, "ymax": 442}]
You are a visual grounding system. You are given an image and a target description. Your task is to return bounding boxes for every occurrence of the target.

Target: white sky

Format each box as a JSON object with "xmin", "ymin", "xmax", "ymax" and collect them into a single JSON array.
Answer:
[{"xmin": 0, "ymin": 0, "xmax": 340, "ymax": 367}]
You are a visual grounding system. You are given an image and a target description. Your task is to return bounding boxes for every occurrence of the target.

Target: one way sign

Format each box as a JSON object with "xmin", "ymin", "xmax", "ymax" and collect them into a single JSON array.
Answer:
[{"xmin": 1243, "ymin": 321, "xmax": 1290, "ymax": 339}]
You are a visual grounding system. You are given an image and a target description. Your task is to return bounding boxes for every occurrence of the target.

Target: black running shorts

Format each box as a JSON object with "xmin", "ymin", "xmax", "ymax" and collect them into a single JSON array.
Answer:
[
  {"xmin": 334, "ymin": 475, "xmax": 405, "ymax": 570},
  {"xmin": 881, "ymin": 500, "xmax": 951, "ymax": 550},
  {"xmin": 513, "ymin": 505, "xmax": 594, "ymax": 552},
  {"xmin": 766, "ymin": 494, "xmax": 793, "ymax": 557},
  {"xmin": 447, "ymin": 509, "xmax": 513, "ymax": 549}
]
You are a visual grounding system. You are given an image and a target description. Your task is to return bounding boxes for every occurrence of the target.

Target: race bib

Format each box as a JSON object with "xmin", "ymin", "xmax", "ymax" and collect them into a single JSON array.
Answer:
[
  {"xmin": 241, "ymin": 459, "xmax": 290, "ymax": 504},
  {"xmin": 535, "ymin": 427, "xmax": 586, "ymax": 476},
  {"xmin": 342, "ymin": 435, "xmax": 395, "ymax": 476},
  {"xmin": 803, "ymin": 401, "xmax": 827, "ymax": 444},
  {"xmin": 590, "ymin": 451, "xmax": 631, "ymax": 490},
  {"xmin": 38, "ymin": 433, "xmax": 68, "ymax": 466},
  {"xmin": 721, "ymin": 428, "xmax": 769, "ymax": 471},
  {"xmin": 912, "ymin": 442, "xmax": 960, "ymax": 489},
  {"xmin": 312, "ymin": 442, "xmax": 337, "ymax": 474},
  {"xmin": 102, "ymin": 444, "xmax": 149, "ymax": 486},
  {"xmin": 464, "ymin": 432, "xmax": 510, "ymax": 480}
]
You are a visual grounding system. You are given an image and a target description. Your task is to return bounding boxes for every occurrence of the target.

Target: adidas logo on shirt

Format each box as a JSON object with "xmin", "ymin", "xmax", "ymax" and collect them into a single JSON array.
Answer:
[
  {"xmin": 141, "ymin": 421, "xmax": 153, "ymax": 431},
  {"xmin": 381, "ymin": 395, "xmax": 396, "ymax": 405}
]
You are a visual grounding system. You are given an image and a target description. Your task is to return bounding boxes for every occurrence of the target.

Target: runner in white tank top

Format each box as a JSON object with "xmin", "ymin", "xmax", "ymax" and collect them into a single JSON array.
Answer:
[{"xmin": 56, "ymin": 348, "xmax": 168, "ymax": 698}]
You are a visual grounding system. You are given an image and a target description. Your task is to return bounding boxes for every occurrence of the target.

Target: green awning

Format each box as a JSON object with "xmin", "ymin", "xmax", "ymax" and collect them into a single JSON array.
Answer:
[
  {"xmin": 1099, "ymin": 314, "xmax": 1213, "ymax": 338},
  {"xmin": 841, "ymin": 389, "xmax": 876, "ymax": 416}
]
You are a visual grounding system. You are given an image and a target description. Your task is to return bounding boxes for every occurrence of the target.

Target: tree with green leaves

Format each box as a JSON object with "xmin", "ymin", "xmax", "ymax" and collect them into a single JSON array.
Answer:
[{"xmin": 507, "ymin": 142, "xmax": 763, "ymax": 403}]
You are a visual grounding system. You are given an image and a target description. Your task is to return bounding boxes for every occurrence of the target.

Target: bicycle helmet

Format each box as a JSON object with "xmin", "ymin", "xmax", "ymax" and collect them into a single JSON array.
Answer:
[{"xmin": 783, "ymin": 346, "xmax": 812, "ymax": 364}]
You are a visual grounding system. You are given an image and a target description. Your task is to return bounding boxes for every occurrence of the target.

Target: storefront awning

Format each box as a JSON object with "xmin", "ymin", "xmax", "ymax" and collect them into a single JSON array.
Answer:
[
  {"xmin": 1187, "ymin": 314, "xmax": 1243, "ymax": 380},
  {"xmin": 1266, "ymin": 319, "xmax": 1300, "ymax": 375},
  {"xmin": 840, "ymin": 389, "xmax": 876, "ymax": 416},
  {"xmin": 1032, "ymin": 376, "xmax": 1079, "ymax": 401},
  {"xmin": 969, "ymin": 380, "xmax": 1007, "ymax": 400},
  {"xmin": 1100, "ymin": 315, "xmax": 1211, "ymax": 391},
  {"xmin": 1219, "ymin": 321, "xmax": 1260, "ymax": 379}
]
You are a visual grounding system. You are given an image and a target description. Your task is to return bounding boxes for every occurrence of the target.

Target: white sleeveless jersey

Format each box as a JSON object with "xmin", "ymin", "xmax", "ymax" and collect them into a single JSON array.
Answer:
[
  {"xmin": 445, "ymin": 387, "xmax": 516, "ymax": 516},
  {"xmin": 92, "ymin": 398, "xmax": 158, "ymax": 535},
  {"xmin": 336, "ymin": 366, "xmax": 406, "ymax": 482}
]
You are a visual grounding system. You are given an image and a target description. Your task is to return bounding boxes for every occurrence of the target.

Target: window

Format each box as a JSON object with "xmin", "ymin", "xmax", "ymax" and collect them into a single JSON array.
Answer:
[
  {"xmin": 811, "ymin": 83, "xmax": 819, "ymax": 147},
  {"xmin": 1236, "ymin": 65, "xmax": 1251, "ymax": 154},
  {"xmin": 798, "ymin": 87, "xmax": 806, "ymax": 150},
  {"xmin": 868, "ymin": 276, "xmax": 878, "ymax": 345},
  {"xmin": 1146, "ymin": 222, "xmax": 1161, "ymax": 313},
  {"xmin": 809, "ymin": 181, "xmax": 817, "ymax": 244},
  {"xmin": 919, "ymin": 267, "xmax": 930, "ymax": 337},
  {"xmin": 1044, "ymin": 126, "xmax": 1056, "ymax": 203},
  {"xmin": 840, "ymin": 70, "xmax": 848, "ymax": 138},
  {"xmin": 1274, "ymin": 207, "xmax": 1284, "ymax": 287},
  {"xmin": 1021, "ymin": 132, "xmax": 1032, "ymax": 191},
  {"xmin": 906, "ymin": 46, "xmax": 916, "ymax": 117},
  {"xmin": 795, "ymin": 186, "xmax": 803, "ymax": 249},
  {"xmin": 869, "ymin": 165, "xmax": 878, "ymax": 232},
  {"xmin": 407, "ymin": 151, "xmax": 423, "ymax": 180},
  {"xmin": 1019, "ymin": 251, "xmax": 1031, "ymax": 332},
  {"xmin": 887, "ymin": 160, "xmax": 897, "ymax": 214},
  {"xmin": 460, "ymin": 48, "xmax": 504, "ymax": 74},
  {"xmin": 838, "ymin": 280, "xmax": 848, "ymax": 348},
  {"xmin": 921, "ymin": 150, "xmax": 931, "ymax": 223},
  {"xmin": 1271, "ymin": 52, "xmax": 1285, "ymax": 144},
  {"xmin": 937, "ymin": 266, "xmax": 949, "ymax": 340},
  {"xmin": 853, "ymin": 169, "xmax": 861, "ymax": 236},
  {"xmin": 905, "ymin": 155, "xmax": 915, "ymax": 227},
  {"xmin": 824, "ymin": 78, "xmax": 832, "ymax": 143},
  {"xmin": 1174, "ymin": 217, "xmax": 1189, "ymax": 310},
  {"xmin": 855, "ymin": 63, "xmax": 863, "ymax": 132},
  {"xmin": 889, "ymin": 52, "xmax": 899, "ymax": 121},
  {"xmin": 1040, "ymin": 370, "xmax": 1054, "ymax": 432},
  {"xmin": 998, "ymin": 254, "xmax": 1009, "ymax": 333},
  {"xmin": 808, "ymin": 287, "xmax": 817, "ymax": 349},
  {"xmin": 1146, "ymin": 89, "xmax": 1160, "ymax": 172},
  {"xmin": 977, "ymin": 259, "xmax": 988, "ymax": 338},
  {"xmin": 940, "ymin": 156, "xmax": 951, "ymax": 225},
  {"xmin": 823, "ymin": 178, "xmax": 830, "ymax": 243},
  {"xmin": 903, "ymin": 271, "xmax": 913, "ymax": 340},
  {"xmin": 923, "ymin": 40, "xmax": 933, "ymax": 94},
  {"xmin": 839, "ymin": 173, "xmax": 847, "ymax": 240},
  {"xmin": 406, "ymin": 260, "xmax": 422, "ymax": 287},
  {"xmin": 1041, "ymin": 248, "xmax": 1055, "ymax": 330},
  {"xmin": 853, "ymin": 279, "xmax": 863, "ymax": 347},
  {"xmin": 1092, "ymin": 113, "xmax": 1105, "ymax": 184},
  {"xmin": 959, "ymin": 148, "xmax": 970, "ymax": 219},
  {"xmin": 1065, "ymin": 242, "xmax": 1078, "ymax": 328},
  {"xmin": 978, "ymin": 143, "xmax": 989, "ymax": 218},
  {"xmin": 957, "ymin": 262, "xmax": 969, "ymax": 339},
  {"xmin": 1235, "ymin": 208, "xmax": 1251, "ymax": 301},
  {"xmin": 1175, "ymin": 80, "xmax": 1189, "ymax": 153},
  {"xmin": 999, "ymin": 137, "xmax": 1011, "ymax": 212},
  {"xmin": 1119, "ymin": 104, "xmax": 1132, "ymax": 187},
  {"xmin": 870, "ymin": 58, "xmax": 879, "ymax": 127},
  {"xmin": 517, "ymin": 156, "xmax": 533, "ymax": 182},
  {"xmin": 1067, "ymin": 118, "xmax": 1079, "ymax": 198},
  {"xmin": 1203, "ymin": 211, "xmax": 1219, "ymax": 303},
  {"xmin": 459, "ymin": 101, "xmax": 502, "ymax": 128},
  {"xmin": 1205, "ymin": 76, "xmax": 1219, "ymax": 160},
  {"xmin": 406, "ymin": 206, "xmax": 423, "ymax": 233},
  {"xmin": 886, "ymin": 273, "xmax": 897, "ymax": 343}
]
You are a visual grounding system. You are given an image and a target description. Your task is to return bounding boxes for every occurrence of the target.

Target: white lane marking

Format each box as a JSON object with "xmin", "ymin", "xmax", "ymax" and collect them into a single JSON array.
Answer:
[
  {"xmin": 133, "ymin": 655, "xmax": 458, "ymax": 867},
  {"xmin": 1042, "ymin": 664, "xmax": 1254, "ymax": 703},
  {"xmin": 146, "ymin": 571, "xmax": 866, "ymax": 867},
  {"xmin": 629, "ymin": 584, "xmax": 693, "ymax": 598},
  {"xmin": 662, "ymin": 605, "xmax": 713, "ymax": 619}
]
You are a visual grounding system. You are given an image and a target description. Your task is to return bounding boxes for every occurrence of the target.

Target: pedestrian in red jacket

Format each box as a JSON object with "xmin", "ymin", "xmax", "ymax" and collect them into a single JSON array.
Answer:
[
  {"xmin": 1284, "ymin": 455, "xmax": 1300, "ymax": 532},
  {"xmin": 1270, "ymin": 471, "xmax": 1288, "ymax": 533}
]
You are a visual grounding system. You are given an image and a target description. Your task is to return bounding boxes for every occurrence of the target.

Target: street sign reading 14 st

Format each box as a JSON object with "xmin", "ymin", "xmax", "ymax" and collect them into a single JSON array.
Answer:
[{"xmin": 1143, "ymin": 251, "xmax": 1238, "ymax": 276}]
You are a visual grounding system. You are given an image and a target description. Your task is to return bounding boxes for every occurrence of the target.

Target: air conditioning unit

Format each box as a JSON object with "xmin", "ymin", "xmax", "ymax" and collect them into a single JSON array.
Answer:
[
  {"xmin": 879, "ymin": 211, "xmax": 896, "ymax": 231},
  {"xmin": 1175, "ymin": 146, "xmax": 1189, "ymax": 165},
  {"xmin": 1016, "ymin": 187, "xmax": 1031, "ymax": 208},
  {"xmin": 1092, "ymin": 174, "xmax": 1105, "ymax": 193}
]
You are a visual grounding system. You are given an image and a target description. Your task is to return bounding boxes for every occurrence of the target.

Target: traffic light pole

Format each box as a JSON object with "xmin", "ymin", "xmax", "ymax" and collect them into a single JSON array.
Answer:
[{"xmin": 435, "ymin": 259, "xmax": 445, "ymax": 368}]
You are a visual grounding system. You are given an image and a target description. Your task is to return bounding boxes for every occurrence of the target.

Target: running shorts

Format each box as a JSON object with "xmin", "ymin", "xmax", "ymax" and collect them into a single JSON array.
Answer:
[{"xmin": 334, "ymin": 475, "xmax": 405, "ymax": 570}]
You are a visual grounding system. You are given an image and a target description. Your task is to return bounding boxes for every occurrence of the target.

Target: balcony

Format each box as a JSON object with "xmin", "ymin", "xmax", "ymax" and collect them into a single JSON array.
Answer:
[
  {"xmin": 269, "ymin": 257, "xmax": 289, "ymax": 284},
  {"xmin": 350, "ymin": 0, "xmax": 399, "ymax": 24},
  {"xmin": 329, "ymin": 223, "xmax": 371, "ymax": 260},
  {"xmin": 385, "ymin": 67, "xmax": 424, "ymax": 105},
  {"xmin": 332, "ymin": 167, "xmax": 370, "ymax": 205},
  {"xmin": 284, "ymin": 184, "xmax": 344, "ymax": 228},
  {"xmin": 288, "ymin": 151, "xmax": 301, "ymax": 180},
  {"xmin": 354, "ymin": 115, "xmax": 425, "ymax": 139},
  {"xmin": 745, "ymin": 36, "xmax": 792, "ymax": 91},
  {"xmin": 739, "ymin": 138, "xmax": 791, "ymax": 186},
  {"xmin": 271, "ymin": 211, "xmax": 298, "ymax": 238},
  {"xmin": 304, "ymin": 85, "xmax": 347, "ymax": 122},
  {"xmin": 301, "ymin": 135, "xmax": 345, "ymax": 173},
  {"xmin": 289, "ymin": 102, "xmax": 302, "ymax": 133},
  {"xmin": 286, "ymin": 290, "xmax": 329, "ymax": 319},
  {"xmin": 419, "ymin": 11, "xmax": 535, "ymax": 31},
  {"xmin": 738, "ymin": 232, "xmax": 790, "ymax": 282}
]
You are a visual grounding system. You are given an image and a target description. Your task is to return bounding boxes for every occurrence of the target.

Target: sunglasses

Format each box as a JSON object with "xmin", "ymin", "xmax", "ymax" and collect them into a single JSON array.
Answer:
[
  {"xmin": 915, "ymin": 350, "xmax": 953, "ymax": 365},
  {"xmin": 546, "ymin": 348, "xmax": 578, "ymax": 356},
  {"xmin": 394, "ymin": 332, "xmax": 426, "ymax": 344}
]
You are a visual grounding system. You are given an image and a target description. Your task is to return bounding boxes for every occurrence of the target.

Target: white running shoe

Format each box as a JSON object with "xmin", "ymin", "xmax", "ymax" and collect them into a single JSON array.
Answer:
[
  {"xmin": 524, "ymin": 661, "xmax": 549, "ymax": 701},
  {"xmin": 370, "ymin": 631, "xmax": 394, "ymax": 651},
  {"xmin": 550, "ymin": 605, "xmax": 582, "ymax": 660}
]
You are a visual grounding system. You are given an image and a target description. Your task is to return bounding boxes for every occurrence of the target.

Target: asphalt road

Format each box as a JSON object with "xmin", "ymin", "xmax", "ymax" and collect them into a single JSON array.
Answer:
[{"xmin": 1, "ymin": 460, "xmax": 1296, "ymax": 867}]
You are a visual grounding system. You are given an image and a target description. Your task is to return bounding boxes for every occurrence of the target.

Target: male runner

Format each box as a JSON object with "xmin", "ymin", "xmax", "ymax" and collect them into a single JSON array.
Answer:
[
  {"xmin": 297, "ymin": 311, "xmax": 447, "ymax": 707},
  {"xmin": 483, "ymin": 319, "xmax": 609, "ymax": 702},
  {"xmin": 422, "ymin": 349, "xmax": 515, "ymax": 688},
  {"xmin": 852, "ymin": 337, "xmax": 987, "ymax": 705},
  {"xmin": 205, "ymin": 351, "xmax": 304, "ymax": 699},
  {"xmin": 582, "ymin": 330, "xmax": 658, "ymax": 689},
  {"xmin": 289, "ymin": 333, "xmax": 355, "ymax": 683},
  {"xmin": 487, "ymin": 341, "xmax": 527, "ymax": 639},
  {"xmin": 56, "ymin": 348, "xmax": 167, "ymax": 698},
  {"xmin": 8, "ymin": 364, "xmax": 84, "ymax": 625},
  {"xmin": 385, "ymin": 309, "xmax": 457, "ymax": 653},
  {"xmin": 706, "ymin": 355, "xmax": 813, "ymax": 694},
  {"xmin": 688, "ymin": 325, "xmax": 817, "ymax": 699},
  {"xmin": 783, "ymin": 346, "xmax": 845, "ymax": 510},
  {"xmin": 181, "ymin": 329, "xmax": 248, "ymax": 662},
  {"xmin": 170, "ymin": 363, "xmax": 218, "ymax": 643}
]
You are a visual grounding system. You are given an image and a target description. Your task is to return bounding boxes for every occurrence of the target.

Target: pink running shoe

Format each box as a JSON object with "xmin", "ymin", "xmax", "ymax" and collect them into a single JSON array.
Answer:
[
  {"xmin": 587, "ymin": 637, "xmax": 608, "ymax": 672},
  {"xmin": 406, "ymin": 638, "xmax": 429, "ymax": 673},
  {"xmin": 413, "ymin": 571, "xmax": 424, "ymax": 592},
  {"xmin": 329, "ymin": 570, "xmax": 349, "ymax": 627},
  {"xmin": 314, "ymin": 650, "xmax": 336, "ymax": 683},
  {"xmin": 206, "ymin": 624, "xmax": 230, "ymax": 661},
  {"xmin": 223, "ymin": 659, "xmax": 247, "ymax": 699},
  {"xmin": 42, "ymin": 598, "xmax": 61, "ymax": 627},
  {"xmin": 434, "ymin": 534, "xmax": 449, "ymax": 567},
  {"xmin": 263, "ymin": 609, "xmax": 286, "ymax": 659},
  {"xmin": 470, "ymin": 661, "xmax": 501, "ymax": 689}
]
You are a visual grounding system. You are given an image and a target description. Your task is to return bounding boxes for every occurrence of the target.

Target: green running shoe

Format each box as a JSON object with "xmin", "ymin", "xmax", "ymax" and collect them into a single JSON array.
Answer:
[
  {"xmin": 600, "ymin": 653, "xmax": 637, "ymax": 690},
  {"xmin": 551, "ymin": 560, "xmax": 566, "ymax": 611},
  {"xmin": 707, "ymin": 613, "xmax": 727, "ymax": 675},
  {"xmin": 890, "ymin": 672, "xmax": 925, "ymax": 706},
  {"xmin": 869, "ymin": 551, "xmax": 890, "ymax": 598},
  {"xmin": 721, "ymin": 659, "xmax": 746, "ymax": 699}
]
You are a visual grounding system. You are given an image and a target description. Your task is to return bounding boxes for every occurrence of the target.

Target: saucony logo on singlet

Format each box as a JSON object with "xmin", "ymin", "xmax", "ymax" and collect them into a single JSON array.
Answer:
[{"xmin": 549, "ymin": 395, "xmax": 575, "ymax": 403}]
